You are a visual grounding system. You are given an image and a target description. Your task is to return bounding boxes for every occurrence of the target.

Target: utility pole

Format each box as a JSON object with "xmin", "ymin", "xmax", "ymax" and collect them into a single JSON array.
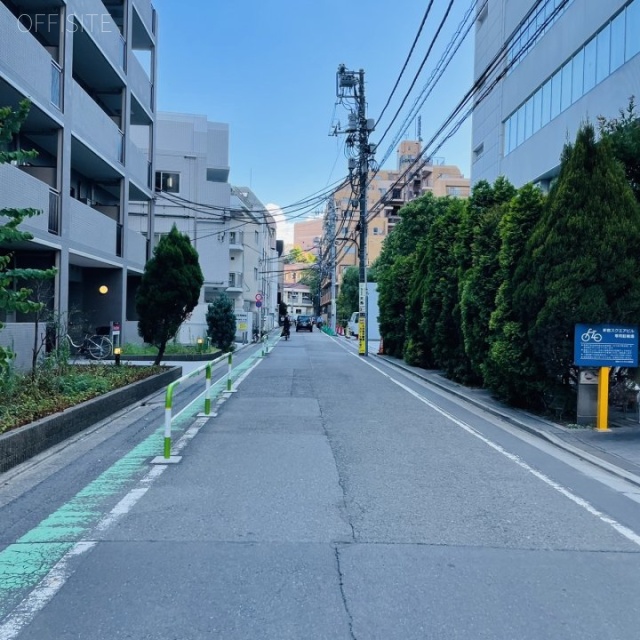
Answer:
[
  {"xmin": 327, "ymin": 197, "xmax": 337, "ymax": 333},
  {"xmin": 334, "ymin": 64, "xmax": 375, "ymax": 355}
]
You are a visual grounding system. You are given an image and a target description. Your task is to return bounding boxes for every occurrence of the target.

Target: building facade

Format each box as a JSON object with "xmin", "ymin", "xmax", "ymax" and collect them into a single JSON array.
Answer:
[
  {"xmin": 231, "ymin": 186, "xmax": 279, "ymax": 337},
  {"xmin": 131, "ymin": 112, "xmax": 233, "ymax": 343},
  {"xmin": 319, "ymin": 141, "xmax": 469, "ymax": 323},
  {"xmin": 0, "ymin": 0, "xmax": 157, "ymax": 367},
  {"xmin": 471, "ymin": 0, "xmax": 640, "ymax": 187}
]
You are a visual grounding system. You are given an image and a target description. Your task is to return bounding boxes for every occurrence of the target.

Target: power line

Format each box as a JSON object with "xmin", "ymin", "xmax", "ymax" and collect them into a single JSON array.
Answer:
[{"xmin": 375, "ymin": 0, "xmax": 435, "ymax": 126}]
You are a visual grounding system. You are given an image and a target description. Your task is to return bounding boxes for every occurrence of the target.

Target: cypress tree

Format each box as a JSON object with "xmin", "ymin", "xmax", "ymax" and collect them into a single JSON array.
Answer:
[
  {"xmin": 483, "ymin": 184, "xmax": 545, "ymax": 405},
  {"xmin": 515, "ymin": 123, "xmax": 640, "ymax": 391},
  {"xmin": 136, "ymin": 225, "xmax": 204, "ymax": 365}
]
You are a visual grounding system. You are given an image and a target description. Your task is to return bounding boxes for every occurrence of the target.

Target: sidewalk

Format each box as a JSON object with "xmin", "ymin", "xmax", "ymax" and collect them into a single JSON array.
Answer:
[{"xmin": 378, "ymin": 354, "xmax": 640, "ymax": 487}]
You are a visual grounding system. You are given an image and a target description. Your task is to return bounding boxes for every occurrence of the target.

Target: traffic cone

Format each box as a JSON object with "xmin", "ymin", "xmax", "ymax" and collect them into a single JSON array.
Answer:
[{"xmin": 378, "ymin": 337, "xmax": 384, "ymax": 355}]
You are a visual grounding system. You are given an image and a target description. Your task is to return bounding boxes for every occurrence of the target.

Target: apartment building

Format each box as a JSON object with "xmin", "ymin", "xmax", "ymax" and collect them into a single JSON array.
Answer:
[
  {"xmin": 130, "ymin": 112, "xmax": 234, "ymax": 343},
  {"xmin": 231, "ymin": 186, "xmax": 279, "ymax": 336},
  {"xmin": 0, "ymin": 0, "xmax": 157, "ymax": 367},
  {"xmin": 471, "ymin": 0, "xmax": 640, "ymax": 187},
  {"xmin": 292, "ymin": 217, "xmax": 323, "ymax": 255},
  {"xmin": 282, "ymin": 281, "xmax": 314, "ymax": 319},
  {"xmin": 320, "ymin": 142, "xmax": 469, "ymax": 312}
]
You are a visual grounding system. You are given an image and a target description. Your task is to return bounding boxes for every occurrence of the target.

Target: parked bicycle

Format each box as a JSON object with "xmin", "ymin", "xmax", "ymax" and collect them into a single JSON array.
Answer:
[{"xmin": 66, "ymin": 332, "xmax": 113, "ymax": 360}]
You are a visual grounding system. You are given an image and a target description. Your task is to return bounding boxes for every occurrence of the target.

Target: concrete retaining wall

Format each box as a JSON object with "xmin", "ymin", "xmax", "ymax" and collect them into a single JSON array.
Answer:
[{"xmin": 0, "ymin": 367, "xmax": 182, "ymax": 473}]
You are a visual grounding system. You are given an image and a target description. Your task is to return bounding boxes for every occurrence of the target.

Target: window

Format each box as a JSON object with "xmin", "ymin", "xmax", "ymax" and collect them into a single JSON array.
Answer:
[
  {"xmin": 550, "ymin": 70, "xmax": 562, "ymax": 118},
  {"xmin": 560, "ymin": 61, "xmax": 572, "ymax": 111},
  {"xmin": 627, "ymin": 0, "xmax": 640, "ymax": 60},
  {"xmin": 610, "ymin": 10, "xmax": 625, "ymax": 71},
  {"xmin": 583, "ymin": 37, "xmax": 597, "ymax": 93},
  {"xmin": 254, "ymin": 267, "xmax": 258, "ymax": 280},
  {"xmin": 541, "ymin": 79, "xmax": 552, "ymax": 127},
  {"xmin": 447, "ymin": 186, "xmax": 464, "ymax": 197},
  {"xmin": 516, "ymin": 105, "xmax": 525, "ymax": 146},
  {"xmin": 155, "ymin": 171, "xmax": 180, "ymax": 193},
  {"xmin": 255, "ymin": 230, "xmax": 259, "ymax": 244},
  {"xmin": 571, "ymin": 49, "xmax": 584, "ymax": 102},
  {"xmin": 524, "ymin": 98, "xmax": 533, "ymax": 139},
  {"xmin": 533, "ymin": 88, "xmax": 542, "ymax": 132},
  {"xmin": 392, "ymin": 188, "xmax": 402, "ymax": 199},
  {"xmin": 372, "ymin": 227, "xmax": 382, "ymax": 235},
  {"xmin": 596, "ymin": 23, "xmax": 611, "ymax": 83}
]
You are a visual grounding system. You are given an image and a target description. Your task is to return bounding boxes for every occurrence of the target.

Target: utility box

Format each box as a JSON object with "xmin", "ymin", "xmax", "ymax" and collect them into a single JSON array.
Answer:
[{"xmin": 577, "ymin": 368, "xmax": 599, "ymax": 425}]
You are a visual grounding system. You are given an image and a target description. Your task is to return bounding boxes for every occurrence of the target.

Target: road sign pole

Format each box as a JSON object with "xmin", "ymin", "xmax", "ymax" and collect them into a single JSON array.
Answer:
[{"xmin": 597, "ymin": 366, "xmax": 610, "ymax": 431}]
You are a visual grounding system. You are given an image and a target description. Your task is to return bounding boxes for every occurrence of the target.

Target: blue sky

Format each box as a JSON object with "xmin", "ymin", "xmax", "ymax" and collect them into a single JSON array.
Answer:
[{"xmin": 151, "ymin": 0, "xmax": 475, "ymax": 216}]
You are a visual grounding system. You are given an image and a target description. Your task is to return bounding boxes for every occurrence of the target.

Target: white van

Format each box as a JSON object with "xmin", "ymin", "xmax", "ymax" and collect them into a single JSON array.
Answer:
[{"xmin": 347, "ymin": 312, "xmax": 360, "ymax": 336}]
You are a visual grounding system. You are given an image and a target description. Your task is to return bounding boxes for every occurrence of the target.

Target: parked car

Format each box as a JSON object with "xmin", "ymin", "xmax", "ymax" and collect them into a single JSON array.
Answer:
[{"xmin": 296, "ymin": 315, "xmax": 313, "ymax": 332}]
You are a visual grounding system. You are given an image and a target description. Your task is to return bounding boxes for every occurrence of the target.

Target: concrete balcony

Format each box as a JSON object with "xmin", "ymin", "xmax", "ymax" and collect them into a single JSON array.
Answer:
[
  {"xmin": 129, "ymin": 54, "xmax": 153, "ymax": 114},
  {"xmin": 71, "ymin": 80, "xmax": 124, "ymax": 166},
  {"xmin": 227, "ymin": 272, "xmax": 243, "ymax": 293},
  {"xmin": 229, "ymin": 230, "xmax": 244, "ymax": 251},
  {"xmin": 68, "ymin": 198, "xmax": 118, "ymax": 257},
  {"xmin": 128, "ymin": 140, "xmax": 151, "ymax": 189},
  {"xmin": 0, "ymin": 164, "xmax": 58, "ymax": 236},
  {"xmin": 0, "ymin": 2, "xmax": 61, "ymax": 110},
  {"xmin": 125, "ymin": 228, "xmax": 147, "ymax": 267},
  {"xmin": 71, "ymin": 0, "xmax": 126, "ymax": 70},
  {"xmin": 132, "ymin": 0, "xmax": 155, "ymax": 37}
]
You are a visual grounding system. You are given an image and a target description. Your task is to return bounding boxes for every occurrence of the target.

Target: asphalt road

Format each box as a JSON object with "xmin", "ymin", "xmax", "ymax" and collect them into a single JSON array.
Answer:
[{"xmin": 1, "ymin": 332, "xmax": 640, "ymax": 639}]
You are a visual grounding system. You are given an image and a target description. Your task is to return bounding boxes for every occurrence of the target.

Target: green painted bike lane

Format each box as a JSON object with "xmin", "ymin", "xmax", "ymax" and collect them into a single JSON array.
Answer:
[{"xmin": 0, "ymin": 348, "xmax": 266, "ymax": 621}]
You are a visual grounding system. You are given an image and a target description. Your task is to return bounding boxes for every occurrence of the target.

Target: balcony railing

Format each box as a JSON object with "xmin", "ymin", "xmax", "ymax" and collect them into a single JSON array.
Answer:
[
  {"xmin": 48, "ymin": 190, "xmax": 60, "ymax": 234},
  {"xmin": 71, "ymin": 80, "xmax": 125, "ymax": 165},
  {"xmin": 0, "ymin": 2, "xmax": 58, "ymax": 109},
  {"xmin": 228, "ymin": 273, "xmax": 243, "ymax": 290},
  {"xmin": 51, "ymin": 61, "xmax": 63, "ymax": 110},
  {"xmin": 69, "ymin": 198, "xmax": 118, "ymax": 256}
]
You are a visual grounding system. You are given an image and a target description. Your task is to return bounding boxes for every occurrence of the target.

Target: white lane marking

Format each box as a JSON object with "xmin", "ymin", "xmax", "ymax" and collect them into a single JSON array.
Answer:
[
  {"xmin": 0, "ymin": 541, "xmax": 97, "ymax": 640},
  {"xmin": 0, "ymin": 352, "xmax": 265, "ymax": 639},
  {"xmin": 359, "ymin": 357, "xmax": 640, "ymax": 548}
]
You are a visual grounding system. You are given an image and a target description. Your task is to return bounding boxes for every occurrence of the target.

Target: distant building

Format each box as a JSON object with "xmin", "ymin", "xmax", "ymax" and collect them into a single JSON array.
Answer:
[
  {"xmin": 471, "ymin": 0, "xmax": 640, "ymax": 188},
  {"xmin": 319, "ymin": 141, "xmax": 470, "ymax": 325},
  {"xmin": 292, "ymin": 217, "xmax": 323, "ymax": 256}
]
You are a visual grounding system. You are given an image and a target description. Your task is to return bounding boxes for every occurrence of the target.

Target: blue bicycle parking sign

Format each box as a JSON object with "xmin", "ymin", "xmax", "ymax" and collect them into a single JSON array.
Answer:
[{"xmin": 574, "ymin": 323, "xmax": 639, "ymax": 367}]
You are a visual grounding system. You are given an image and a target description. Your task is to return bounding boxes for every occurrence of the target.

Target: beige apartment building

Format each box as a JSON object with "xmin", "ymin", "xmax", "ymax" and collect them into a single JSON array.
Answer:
[
  {"xmin": 292, "ymin": 217, "xmax": 324, "ymax": 255},
  {"xmin": 326, "ymin": 141, "xmax": 470, "ymax": 298}
]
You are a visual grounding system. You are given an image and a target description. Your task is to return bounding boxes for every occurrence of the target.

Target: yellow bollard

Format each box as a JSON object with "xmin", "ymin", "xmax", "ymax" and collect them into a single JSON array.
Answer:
[{"xmin": 596, "ymin": 366, "xmax": 610, "ymax": 431}]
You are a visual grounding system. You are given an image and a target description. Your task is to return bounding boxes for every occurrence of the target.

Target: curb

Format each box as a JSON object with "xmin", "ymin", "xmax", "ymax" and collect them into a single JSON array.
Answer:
[
  {"xmin": 377, "ymin": 355, "xmax": 640, "ymax": 489},
  {"xmin": 0, "ymin": 366, "xmax": 182, "ymax": 473}
]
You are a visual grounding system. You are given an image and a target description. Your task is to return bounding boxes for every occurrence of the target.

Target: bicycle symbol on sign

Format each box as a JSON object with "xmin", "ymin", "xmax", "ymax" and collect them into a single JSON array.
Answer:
[{"xmin": 581, "ymin": 328, "xmax": 603, "ymax": 343}]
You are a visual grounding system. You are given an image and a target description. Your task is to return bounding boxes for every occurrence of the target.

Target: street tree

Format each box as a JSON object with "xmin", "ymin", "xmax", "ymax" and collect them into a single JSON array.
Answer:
[
  {"xmin": 136, "ymin": 225, "xmax": 204, "ymax": 365},
  {"xmin": 377, "ymin": 194, "xmax": 438, "ymax": 357},
  {"xmin": 459, "ymin": 177, "xmax": 516, "ymax": 382},
  {"xmin": 514, "ymin": 123, "xmax": 640, "ymax": 393},
  {"xmin": 483, "ymin": 184, "xmax": 546, "ymax": 405},
  {"xmin": 206, "ymin": 294, "xmax": 236, "ymax": 352},
  {"xmin": 336, "ymin": 266, "xmax": 358, "ymax": 326},
  {"xmin": 0, "ymin": 101, "xmax": 56, "ymax": 375},
  {"xmin": 420, "ymin": 198, "xmax": 466, "ymax": 379},
  {"xmin": 598, "ymin": 97, "xmax": 640, "ymax": 203},
  {"xmin": 285, "ymin": 246, "xmax": 316, "ymax": 264}
]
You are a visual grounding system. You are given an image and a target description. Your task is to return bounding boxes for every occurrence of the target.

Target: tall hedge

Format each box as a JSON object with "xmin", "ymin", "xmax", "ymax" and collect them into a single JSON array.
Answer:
[{"xmin": 513, "ymin": 124, "xmax": 640, "ymax": 390}]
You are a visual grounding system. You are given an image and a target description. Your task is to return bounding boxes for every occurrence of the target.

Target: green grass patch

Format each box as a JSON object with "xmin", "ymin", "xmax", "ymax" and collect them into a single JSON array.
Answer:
[{"xmin": 119, "ymin": 343, "xmax": 220, "ymax": 356}]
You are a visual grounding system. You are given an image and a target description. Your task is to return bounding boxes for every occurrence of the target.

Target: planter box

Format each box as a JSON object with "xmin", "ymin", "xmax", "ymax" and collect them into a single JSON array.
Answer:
[{"xmin": 0, "ymin": 366, "xmax": 181, "ymax": 473}]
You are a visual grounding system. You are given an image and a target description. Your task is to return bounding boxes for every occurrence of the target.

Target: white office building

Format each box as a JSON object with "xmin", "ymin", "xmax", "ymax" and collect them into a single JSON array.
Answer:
[
  {"xmin": 230, "ymin": 186, "xmax": 279, "ymax": 339},
  {"xmin": 0, "ymin": 0, "xmax": 157, "ymax": 368},
  {"xmin": 471, "ymin": 0, "xmax": 640, "ymax": 187},
  {"xmin": 130, "ymin": 112, "xmax": 235, "ymax": 343}
]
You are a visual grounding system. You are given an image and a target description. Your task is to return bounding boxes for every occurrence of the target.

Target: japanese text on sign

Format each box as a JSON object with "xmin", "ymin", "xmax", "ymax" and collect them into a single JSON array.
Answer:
[{"xmin": 574, "ymin": 324, "xmax": 639, "ymax": 367}]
